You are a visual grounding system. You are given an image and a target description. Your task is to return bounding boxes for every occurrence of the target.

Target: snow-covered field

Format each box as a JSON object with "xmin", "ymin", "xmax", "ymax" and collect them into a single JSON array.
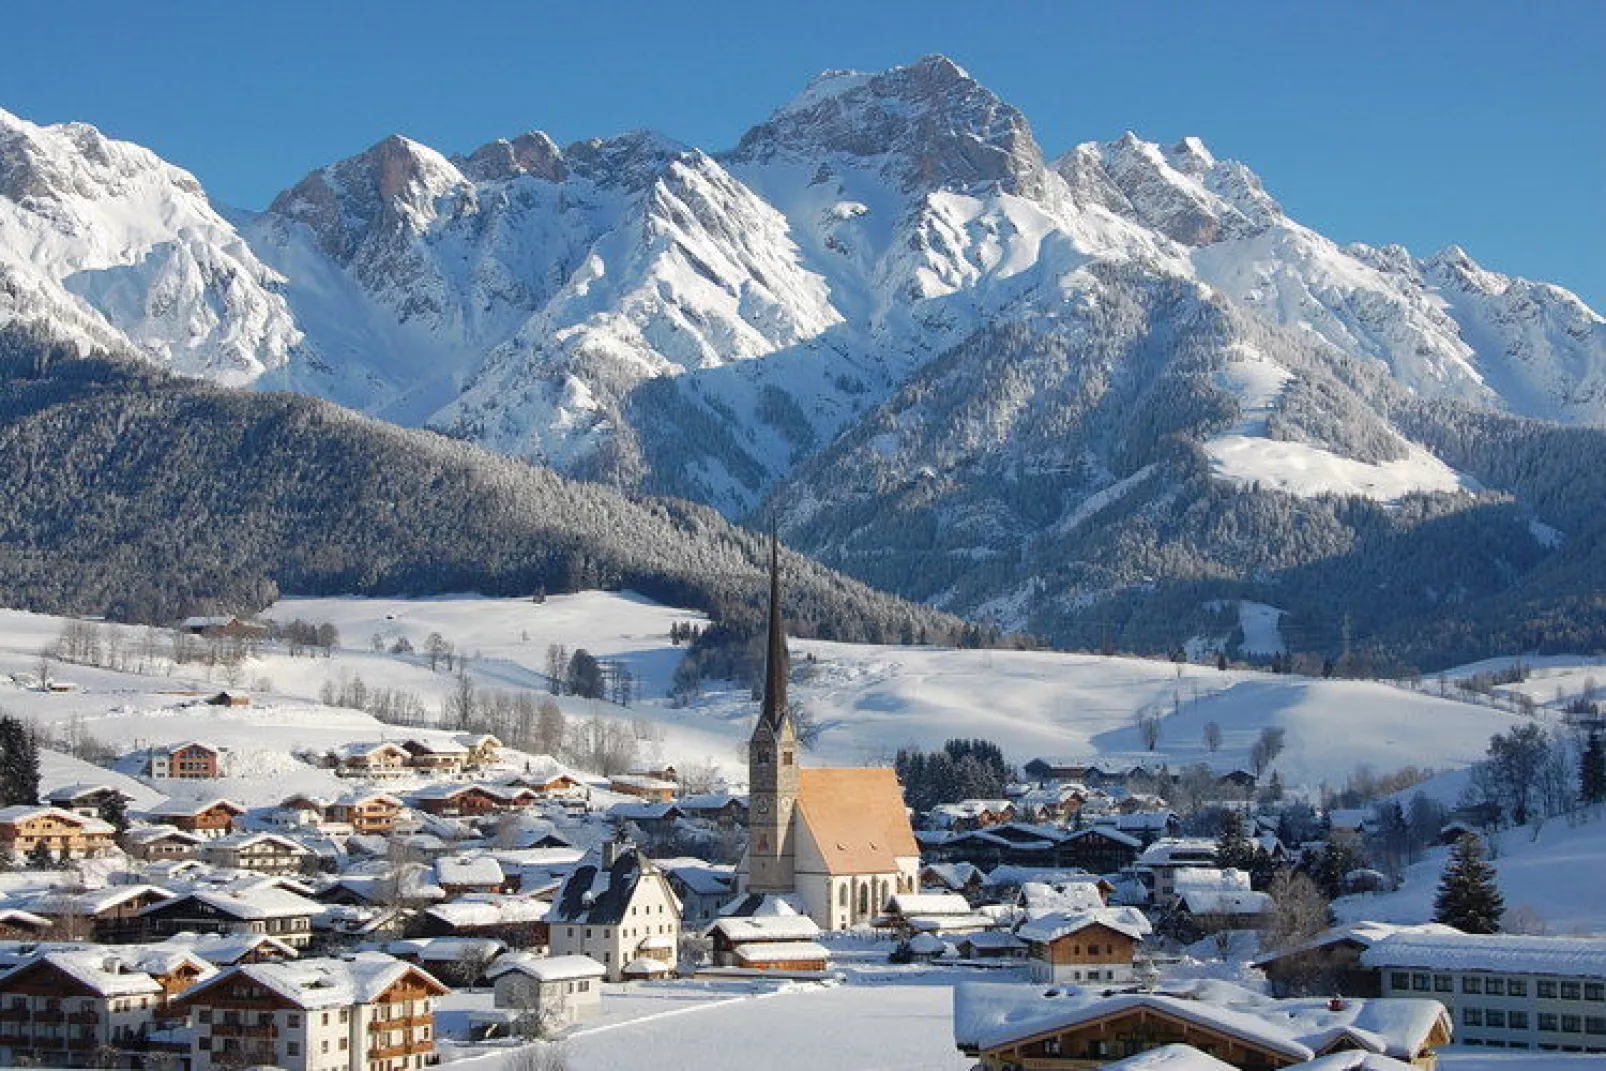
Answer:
[
  {"xmin": 0, "ymin": 592, "xmax": 1571, "ymax": 801},
  {"xmin": 1333, "ymin": 814, "xmax": 1606, "ymax": 936}
]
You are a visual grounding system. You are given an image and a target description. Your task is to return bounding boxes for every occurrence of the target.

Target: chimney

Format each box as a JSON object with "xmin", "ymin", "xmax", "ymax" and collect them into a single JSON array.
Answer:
[{"xmin": 1329, "ymin": 997, "xmax": 1347, "ymax": 1011}]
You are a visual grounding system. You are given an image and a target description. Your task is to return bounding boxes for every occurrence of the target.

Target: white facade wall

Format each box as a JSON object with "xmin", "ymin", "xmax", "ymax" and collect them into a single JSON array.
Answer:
[
  {"xmin": 1380, "ymin": 966, "xmax": 1606, "ymax": 1053},
  {"xmin": 492, "ymin": 973, "xmax": 602, "ymax": 1024},
  {"xmin": 793, "ymin": 827, "xmax": 919, "ymax": 931},
  {"xmin": 187, "ymin": 996, "xmax": 436, "ymax": 1071},
  {"xmin": 550, "ymin": 873, "xmax": 681, "ymax": 982}
]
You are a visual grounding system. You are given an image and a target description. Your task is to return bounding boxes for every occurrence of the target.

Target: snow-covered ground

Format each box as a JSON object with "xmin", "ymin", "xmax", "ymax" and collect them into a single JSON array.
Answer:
[
  {"xmin": 1333, "ymin": 814, "xmax": 1606, "ymax": 936},
  {"xmin": 0, "ymin": 592, "xmax": 1559, "ymax": 801}
]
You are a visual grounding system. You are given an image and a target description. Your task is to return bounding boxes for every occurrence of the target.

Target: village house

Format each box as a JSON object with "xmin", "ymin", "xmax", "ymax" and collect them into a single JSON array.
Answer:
[
  {"xmin": 676, "ymin": 793, "xmax": 748, "ymax": 828},
  {"xmin": 141, "ymin": 886, "xmax": 320, "ymax": 950},
  {"xmin": 709, "ymin": 909, "xmax": 830, "ymax": 972},
  {"xmin": 122, "ymin": 824, "xmax": 206, "ymax": 860},
  {"xmin": 416, "ymin": 895, "xmax": 550, "ymax": 947},
  {"xmin": 153, "ymin": 932, "xmax": 301, "ymax": 966},
  {"xmin": 0, "ymin": 950, "xmax": 173, "ymax": 1067},
  {"xmin": 147, "ymin": 741, "xmax": 225, "ymax": 780},
  {"xmin": 548, "ymin": 836, "xmax": 682, "ymax": 982},
  {"xmin": 607, "ymin": 800, "xmax": 683, "ymax": 837},
  {"xmin": 953, "ymin": 984, "xmax": 1454, "ymax": 1070},
  {"xmin": 1165, "ymin": 868, "xmax": 1274, "ymax": 939},
  {"xmin": 1012, "ymin": 784, "xmax": 1088, "ymax": 824},
  {"xmin": 171, "ymin": 951, "xmax": 449, "ymax": 1071},
  {"xmin": 324, "ymin": 741, "xmax": 413, "ymax": 779},
  {"xmin": 1135, "ymin": 838, "xmax": 1220, "ymax": 902},
  {"xmin": 1363, "ymin": 931, "xmax": 1606, "ymax": 1053},
  {"xmin": 409, "ymin": 783, "xmax": 506, "ymax": 818},
  {"xmin": 1061, "ymin": 826, "xmax": 1145, "ymax": 874},
  {"xmin": 485, "ymin": 953, "xmax": 605, "ymax": 1031},
  {"xmin": 607, "ymin": 774, "xmax": 678, "ymax": 802},
  {"xmin": 0, "ymin": 805, "xmax": 116, "ymax": 861},
  {"xmin": 433, "ymin": 855, "xmax": 512, "ymax": 897},
  {"xmin": 402, "ymin": 738, "xmax": 469, "ymax": 774},
  {"xmin": 929, "ymin": 799, "xmax": 1016, "ymax": 831},
  {"xmin": 144, "ymin": 797, "xmax": 246, "ymax": 839},
  {"xmin": 0, "ymin": 908, "xmax": 52, "ymax": 940},
  {"xmin": 326, "ymin": 792, "xmax": 405, "ymax": 835},
  {"xmin": 202, "ymin": 832, "xmax": 317, "ymax": 875},
  {"xmin": 1017, "ymin": 913, "xmax": 1147, "ymax": 984},
  {"xmin": 876, "ymin": 892, "xmax": 996, "ymax": 939},
  {"xmin": 458, "ymin": 734, "xmax": 503, "ymax": 768},
  {"xmin": 921, "ymin": 862, "xmax": 986, "ymax": 901},
  {"xmin": 659, "ymin": 860, "xmax": 736, "ymax": 926},
  {"xmin": 1253, "ymin": 922, "xmax": 1464, "ymax": 998},
  {"xmin": 19, "ymin": 884, "xmax": 176, "ymax": 944},
  {"xmin": 44, "ymin": 783, "xmax": 132, "ymax": 820}
]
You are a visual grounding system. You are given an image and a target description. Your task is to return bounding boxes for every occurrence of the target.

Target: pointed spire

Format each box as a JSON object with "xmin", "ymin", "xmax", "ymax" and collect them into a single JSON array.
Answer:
[{"xmin": 761, "ymin": 525, "xmax": 791, "ymax": 732}]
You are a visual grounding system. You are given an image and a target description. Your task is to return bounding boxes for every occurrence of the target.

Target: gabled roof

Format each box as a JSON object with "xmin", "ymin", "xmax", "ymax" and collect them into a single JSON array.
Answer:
[
  {"xmin": 710, "ymin": 914, "xmax": 821, "ymax": 942},
  {"xmin": 0, "ymin": 805, "xmax": 113, "ymax": 832},
  {"xmin": 548, "ymin": 844, "xmax": 678, "ymax": 926},
  {"xmin": 795, "ymin": 767, "xmax": 919, "ymax": 876},
  {"xmin": 1251, "ymin": 922, "xmax": 1462, "ymax": 969},
  {"xmin": 1016, "ymin": 910, "xmax": 1148, "ymax": 944},
  {"xmin": 45, "ymin": 782, "xmax": 122, "ymax": 803},
  {"xmin": 146, "ymin": 797, "xmax": 245, "ymax": 817},
  {"xmin": 145, "ymin": 886, "xmax": 320, "ymax": 921},
  {"xmin": 487, "ymin": 952, "xmax": 604, "ymax": 982},
  {"xmin": 173, "ymin": 952, "xmax": 447, "ymax": 1011},
  {"xmin": 0, "ymin": 951, "xmax": 164, "ymax": 998}
]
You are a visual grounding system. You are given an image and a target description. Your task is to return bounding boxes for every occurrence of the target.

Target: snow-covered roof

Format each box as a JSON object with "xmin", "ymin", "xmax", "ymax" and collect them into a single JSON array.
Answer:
[
  {"xmin": 150, "ymin": 886, "xmax": 319, "ymax": 921},
  {"xmin": 608, "ymin": 801, "xmax": 682, "ymax": 821},
  {"xmin": 146, "ymin": 797, "xmax": 243, "ymax": 817},
  {"xmin": 0, "ymin": 805, "xmax": 113, "ymax": 833},
  {"xmin": 424, "ymin": 895, "xmax": 548, "ymax": 928},
  {"xmin": 733, "ymin": 940, "xmax": 830, "ymax": 963},
  {"xmin": 45, "ymin": 782, "xmax": 121, "ymax": 802},
  {"xmin": 659, "ymin": 860, "xmax": 735, "ymax": 896},
  {"xmin": 1020, "ymin": 880, "xmax": 1107, "ymax": 917},
  {"xmin": 125, "ymin": 824, "xmax": 204, "ymax": 845},
  {"xmin": 388, "ymin": 937, "xmax": 506, "ymax": 963},
  {"xmin": 177, "ymin": 952, "xmax": 447, "ymax": 1010},
  {"xmin": 20, "ymin": 883, "xmax": 174, "ymax": 916},
  {"xmin": 1251, "ymin": 922, "xmax": 1462, "ymax": 969},
  {"xmin": 1178, "ymin": 889, "xmax": 1272, "ymax": 917},
  {"xmin": 622, "ymin": 956, "xmax": 673, "ymax": 976},
  {"xmin": 434, "ymin": 855, "xmax": 505, "ymax": 887},
  {"xmin": 0, "ymin": 950, "xmax": 163, "ymax": 998},
  {"xmin": 1016, "ymin": 909, "xmax": 1149, "ymax": 944},
  {"xmin": 609, "ymin": 774, "xmax": 677, "ymax": 792},
  {"xmin": 884, "ymin": 892, "xmax": 974, "ymax": 917},
  {"xmin": 488, "ymin": 952, "xmax": 605, "ymax": 982},
  {"xmin": 153, "ymin": 932, "xmax": 300, "ymax": 964},
  {"xmin": 1137, "ymin": 838, "xmax": 1217, "ymax": 867},
  {"xmin": 1361, "ymin": 931, "xmax": 1606, "ymax": 979},
  {"xmin": 711, "ymin": 914, "xmax": 821, "ymax": 942},
  {"xmin": 986, "ymin": 866, "xmax": 1106, "ymax": 890},
  {"xmin": 1101, "ymin": 1045, "xmax": 1238, "ymax": 1071}
]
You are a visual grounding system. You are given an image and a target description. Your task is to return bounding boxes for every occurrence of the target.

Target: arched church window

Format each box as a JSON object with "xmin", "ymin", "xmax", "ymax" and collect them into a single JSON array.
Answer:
[{"xmin": 857, "ymin": 882, "xmax": 869, "ymax": 916}]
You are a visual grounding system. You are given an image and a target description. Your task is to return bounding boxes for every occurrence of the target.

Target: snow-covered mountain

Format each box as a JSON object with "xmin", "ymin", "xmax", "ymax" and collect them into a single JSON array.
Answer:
[
  {"xmin": 0, "ymin": 107, "xmax": 302, "ymax": 383},
  {"xmin": 2, "ymin": 57, "xmax": 1604, "ymax": 662}
]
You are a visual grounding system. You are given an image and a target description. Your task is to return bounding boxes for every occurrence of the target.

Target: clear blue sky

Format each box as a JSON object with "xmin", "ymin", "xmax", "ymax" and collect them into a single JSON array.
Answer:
[{"xmin": 5, "ymin": 1, "xmax": 1602, "ymax": 306}]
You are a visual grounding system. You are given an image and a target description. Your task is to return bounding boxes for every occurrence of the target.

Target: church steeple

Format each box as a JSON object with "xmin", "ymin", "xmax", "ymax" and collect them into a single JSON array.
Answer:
[
  {"xmin": 746, "ymin": 527, "xmax": 799, "ymax": 895},
  {"xmin": 761, "ymin": 527, "xmax": 792, "ymax": 735}
]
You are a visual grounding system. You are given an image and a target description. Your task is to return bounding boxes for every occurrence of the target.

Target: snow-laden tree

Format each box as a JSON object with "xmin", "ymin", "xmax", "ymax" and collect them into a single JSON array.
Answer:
[{"xmin": 1434, "ymin": 833, "xmax": 1505, "ymax": 934}]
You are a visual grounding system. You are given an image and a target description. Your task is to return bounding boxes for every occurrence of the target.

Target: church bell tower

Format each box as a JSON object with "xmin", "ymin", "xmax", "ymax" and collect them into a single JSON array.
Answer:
[{"xmin": 747, "ymin": 531, "xmax": 799, "ymax": 895}]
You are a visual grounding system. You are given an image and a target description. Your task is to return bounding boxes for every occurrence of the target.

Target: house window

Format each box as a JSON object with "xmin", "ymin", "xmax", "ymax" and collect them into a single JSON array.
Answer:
[
  {"xmin": 1562, "ymin": 1016, "xmax": 1582, "ymax": 1033},
  {"xmin": 1464, "ymin": 1008, "xmax": 1483, "ymax": 1026},
  {"xmin": 287, "ymin": 1042, "xmax": 300, "ymax": 1056},
  {"xmin": 1586, "ymin": 1017, "xmax": 1606, "ymax": 1035},
  {"xmin": 1539, "ymin": 1014, "xmax": 1559, "ymax": 1032},
  {"xmin": 1434, "ymin": 976, "xmax": 1453, "ymax": 992},
  {"xmin": 1587, "ymin": 983, "xmax": 1605, "ymax": 1001},
  {"xmin": 1539, "ymin": 981, "xmax": 1558, "ymax": 998},
  {"xmin": 1413, "ymin": 974, "xmax": 1431, "ymax": 991},
  {"xmin": 1464, "ymin": 977, "xmax": 1483, "ymax": 994},
  {"xmin": 1511, "ymin": 1012, "xmax": 1529, "ymax": 1029},
  {"xmin": 1508, "ymin": 979, "xmax": 1527, "ymax": 997},
  {"xmin": 1487, "ymin": 1010, "xmax": 1506, "ymax": 1028},
  {"xmin": 1487, "ymin": 978, "xmax": 1505, "ymax": 995},
  {"xmin": 1562, "ymin": 982, "xmax": 1582, "ymax": 1000}
]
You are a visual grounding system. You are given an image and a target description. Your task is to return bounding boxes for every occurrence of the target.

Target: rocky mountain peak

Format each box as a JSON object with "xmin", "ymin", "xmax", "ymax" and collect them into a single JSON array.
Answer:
[
  {"xmin": 562, "ymin": 130, "xmax": 688, "ymax": 188},
  {"xmin": 458, "ymin": 131, "xmax": 567, "ymax": 183},
  {"xmin": 730, "ymin": 54, "xmax": 1052, "ymax": 199},
  {"xmin": 268, "ymin": 133, "xmax": 469, "ymax": 263}
]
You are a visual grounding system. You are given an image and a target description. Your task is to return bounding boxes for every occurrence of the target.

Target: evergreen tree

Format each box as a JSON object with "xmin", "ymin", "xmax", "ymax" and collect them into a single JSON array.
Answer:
[
  {"xmin": 0, "ymin": 715, "xmax": 41, "ymax": 807},
  {"xmin": 25, "ymin": 839, "xmax": 55, "ymax": 870},
  {"xmin": 1581, "ymin": 730, "xmax": 1606, "ymax": 806},
  {"xmin": 1434, "ymin": 833, "xmax": 1505, "ymax": 934},
  {"xmin": 1215, "ymin": 810, "xmax": 1255, "ymax": 870},
  {"xmin": 97, "ymin": 793, "xmax": 129, "ymax": 834}
]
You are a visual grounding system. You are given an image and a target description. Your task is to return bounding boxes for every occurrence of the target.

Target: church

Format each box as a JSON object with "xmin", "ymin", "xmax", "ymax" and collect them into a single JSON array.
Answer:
[{"xmin": 738, "ymin": 537, "xmax": 921, "ymax": 931}]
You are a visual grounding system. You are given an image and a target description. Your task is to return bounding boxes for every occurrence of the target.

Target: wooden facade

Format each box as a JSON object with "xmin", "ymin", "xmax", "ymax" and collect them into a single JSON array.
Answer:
[{"xmin": 974, "ymin": 1004, "xmax": 1307, "ymax": 1071}]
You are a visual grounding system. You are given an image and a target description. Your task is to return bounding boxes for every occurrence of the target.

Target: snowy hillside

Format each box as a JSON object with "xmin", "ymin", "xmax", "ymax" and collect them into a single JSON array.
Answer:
[{"xmin": 0, "ymin": 593, "xmax": 1547, "ymax": 798}]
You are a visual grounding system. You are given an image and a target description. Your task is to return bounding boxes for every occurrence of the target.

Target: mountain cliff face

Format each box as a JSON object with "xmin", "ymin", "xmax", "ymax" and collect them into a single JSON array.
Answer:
[{"xmin": 1, "ymin": 57, "xmax": 1603, "ymax": 664}]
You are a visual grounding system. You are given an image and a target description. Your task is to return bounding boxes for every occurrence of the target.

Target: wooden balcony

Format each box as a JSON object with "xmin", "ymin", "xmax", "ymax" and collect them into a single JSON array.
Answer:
[
  {"xmin": 67, "ymin": 1010, "xmax": 101, "ymax": 1024},
  {"xmin": 369, "ymin": 1040, "xmax": 434, "ymax": 1059},
  {"xmin": 369, "ymin": 1014, "xmax": 432, "ymax": 1031},
  {"xmin": 212, "ymin": 1022, "xmax": 277, "ymax": 1038}
]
